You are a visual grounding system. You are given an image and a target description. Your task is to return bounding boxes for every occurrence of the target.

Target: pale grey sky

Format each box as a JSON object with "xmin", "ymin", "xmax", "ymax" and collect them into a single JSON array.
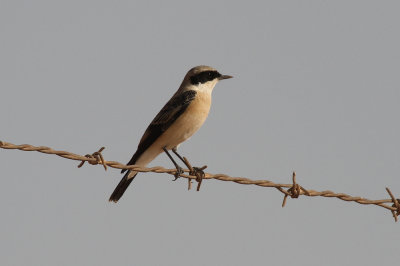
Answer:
[{"xmin": 1, "ymin": 1, "xmax": 399, "ymax": 265}]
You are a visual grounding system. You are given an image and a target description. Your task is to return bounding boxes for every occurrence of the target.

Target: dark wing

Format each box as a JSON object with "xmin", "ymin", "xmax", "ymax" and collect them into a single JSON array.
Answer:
[{"xmin": 121, "ymin": 90, "xmax": 197, "ymax": 173}]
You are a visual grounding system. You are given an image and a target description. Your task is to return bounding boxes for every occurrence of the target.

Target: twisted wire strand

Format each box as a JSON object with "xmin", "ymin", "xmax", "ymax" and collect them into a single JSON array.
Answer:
[{"xmin": 1, "ymin": 140, "xmax": 399, "ymax": 221}]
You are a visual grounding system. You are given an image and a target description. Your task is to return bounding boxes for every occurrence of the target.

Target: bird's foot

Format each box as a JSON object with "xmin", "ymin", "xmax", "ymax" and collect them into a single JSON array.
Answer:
[
  {"xmin": 190, "ymin": 166, "xmax": 206, "ymax": 181},
  {"xmin": 190, "ymin": 165, "xmax": 207, "ymax": 191},
  {"xmin": 173, "ymin": 165, "xmax": 184, "ymax": 181}
]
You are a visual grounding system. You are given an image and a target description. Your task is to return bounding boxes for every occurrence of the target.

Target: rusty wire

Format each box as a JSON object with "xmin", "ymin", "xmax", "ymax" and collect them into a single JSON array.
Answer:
[{"xmin": 1, "ymin": 140, "xmax": 399, "ymax": 222}]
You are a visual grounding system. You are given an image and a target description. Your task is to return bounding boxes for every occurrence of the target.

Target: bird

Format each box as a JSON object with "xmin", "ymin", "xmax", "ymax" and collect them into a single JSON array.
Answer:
[{"xmin": 109, "ymin": 65, "xmax": 233, "ymax": 202}]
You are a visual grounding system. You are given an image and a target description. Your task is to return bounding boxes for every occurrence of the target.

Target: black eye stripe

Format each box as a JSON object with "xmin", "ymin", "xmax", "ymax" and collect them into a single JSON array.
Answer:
[{"xmin": 190, "ymin": 71, "xmax": 221, "ymax": 85}]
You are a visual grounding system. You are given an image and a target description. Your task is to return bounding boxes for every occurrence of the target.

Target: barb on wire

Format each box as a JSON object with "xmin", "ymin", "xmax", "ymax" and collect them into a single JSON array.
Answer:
[
  {"xmin": 77, "ymin": 147, "xmax": 107, "ymax": 170},
  {"xmin": 385, "ymin": 187, "xmax": 400, "ymax": 222},
  {"xmin": 281, "ymin": 172, "xmax": 311, "ymax": 207},
  {"xmin": 1, "ymin": 140, "xmax": 399, "ymax": 222},
  {"xmin": 182, "ymin": 156, "xmax": 206, "ymax": 191}
]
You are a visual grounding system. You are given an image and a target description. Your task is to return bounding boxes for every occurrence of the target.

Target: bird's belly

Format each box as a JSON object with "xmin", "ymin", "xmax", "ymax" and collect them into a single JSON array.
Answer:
[
  {"xmin": 135, "ymin": 91, "xmax": 211, "ymax": 166},
  {"xmin": 159, "ymin": 95, "xmax": 211, "ymax": 149},
  {"xmin": 162, "ymin": 111, "xmax": 207, "ymax": 149}
]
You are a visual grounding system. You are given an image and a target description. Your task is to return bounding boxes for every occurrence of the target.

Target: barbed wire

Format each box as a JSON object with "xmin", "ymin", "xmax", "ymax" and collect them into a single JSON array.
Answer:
[{"xmin": 1, "ymin": 140, "xmax": 399, "ymax": 222}]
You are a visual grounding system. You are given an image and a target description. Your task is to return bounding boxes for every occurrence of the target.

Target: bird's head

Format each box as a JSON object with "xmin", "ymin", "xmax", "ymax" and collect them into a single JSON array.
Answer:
[{"xmin": 180, "ymin": 65, "xmax": 233, "ymax": 93}]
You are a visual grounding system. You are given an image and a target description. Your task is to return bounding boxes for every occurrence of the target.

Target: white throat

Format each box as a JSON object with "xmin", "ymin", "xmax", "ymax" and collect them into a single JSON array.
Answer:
[{"xmin": 190, "ymin": 79, "xmax": 218, "ymax": 95}]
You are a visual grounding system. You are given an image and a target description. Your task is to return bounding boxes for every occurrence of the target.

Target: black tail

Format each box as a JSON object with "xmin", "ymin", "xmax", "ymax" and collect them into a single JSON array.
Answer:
[{"xmin": 109, "ymin": 171, "xmax": 138, "ymax": 202}]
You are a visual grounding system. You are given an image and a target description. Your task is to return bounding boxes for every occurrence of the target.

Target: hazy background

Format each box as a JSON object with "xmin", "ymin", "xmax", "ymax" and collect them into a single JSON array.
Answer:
[{"xmin": 1, "ymin": 1, "xmax": 399, "ymax": 265}]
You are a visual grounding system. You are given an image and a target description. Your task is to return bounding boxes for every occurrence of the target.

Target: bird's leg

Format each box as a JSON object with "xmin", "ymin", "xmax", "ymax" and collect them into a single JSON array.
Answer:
[
  {"xmin": 172, "ymin": 148, "xmax": 206, "ymax": 189},
  {"xmin": 163, "ymin": 147, "xmax": 184, "ymax": 180},
  {"xmin": 171, "ymin": 148, "xmax": 190, "ymax": 168}
]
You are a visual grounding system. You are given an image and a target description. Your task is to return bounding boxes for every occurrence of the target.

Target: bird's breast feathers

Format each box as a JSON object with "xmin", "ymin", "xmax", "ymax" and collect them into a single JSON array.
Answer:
[{"xmin": 161, "ymin": 90, "xmax": 211, "ymax": 148}]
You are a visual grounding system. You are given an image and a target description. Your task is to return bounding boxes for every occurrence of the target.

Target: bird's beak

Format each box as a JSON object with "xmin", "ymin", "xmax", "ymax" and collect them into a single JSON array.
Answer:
[{"xmin": 218, "ymin": 74, "xmax": 233, "ymax": 80}]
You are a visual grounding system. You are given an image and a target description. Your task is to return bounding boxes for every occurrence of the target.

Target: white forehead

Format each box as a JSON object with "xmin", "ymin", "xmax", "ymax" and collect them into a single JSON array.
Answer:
[{"xmin": 187, "ymin": 65, "xmax": 217, "ymax": 76}]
